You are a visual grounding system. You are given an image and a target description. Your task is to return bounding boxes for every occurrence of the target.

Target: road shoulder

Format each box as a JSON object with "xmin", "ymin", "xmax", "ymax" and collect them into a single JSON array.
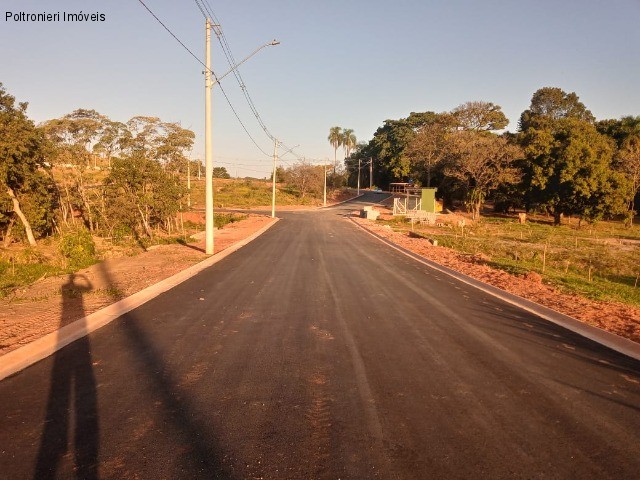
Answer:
[
  {"xmin": 350, "ymin": 216, "xmax": 640, "ymax": 360},
  {"xmin": 0, "ymin": 216, "xmax": 278, "ymax": 380}
]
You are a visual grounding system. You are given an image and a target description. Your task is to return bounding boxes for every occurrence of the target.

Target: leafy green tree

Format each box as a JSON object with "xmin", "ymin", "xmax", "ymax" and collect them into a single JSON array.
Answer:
[
  {"xmin": 42, "ymin": 109, "xmax": 107, "ymax": 168},
  {"xmin": 328, "ymin": 126, "xmax": 343, "ymax": 173},
  {"xmin": 519, "ymin": 87, "xmax": 595, "ymax": 131},
  {"xmin": 41, "ymin": 109, "xmax": 111, "ymax": 231},
  {"xmin": 275, "ymin": 166, "xmax": 286, "ymax": 183},
  {"xmin": 213, "ymin": 166, "xmax": 231, "ymax": 179},
  {"xmin": 93, "ymin": 119, "xmax": 129, "ymax": 168},
  {"xmin": 452, "ymin": 101, "xmax": 508, "ymax": 131},
  {"xmin": 616, "ymin": 135, "xmax": 640, "ymax": 224},
  {"xmin": 366, "ymin": 111, "xmax": 438, "ymax": 185},
  {"xmin": 0, "ymin": 83, "xmax": 55, "ymax": 246},
  {"xmin": 156, "ymin": 124, "xmax": 195, "ymax": 171},
  {"xmin": 104, "ymin": 154, "xmax": 184, "ymax": 238},
  {"xmin": 596, "ymin": 116, "xmax": 640, "ymax": 147},
  {"xmin": 520, "ymin": 117, "xmax": 626, "ymax": 224},
  {"xmin": 123, "ymin": 117, "xmax": 194, "ymax": 170}
]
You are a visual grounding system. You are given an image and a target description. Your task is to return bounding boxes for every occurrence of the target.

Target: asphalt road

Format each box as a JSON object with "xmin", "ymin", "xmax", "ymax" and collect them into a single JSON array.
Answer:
[{"xmin": 1, "ymin": 193, "xmax": 639, "ymax": 479}]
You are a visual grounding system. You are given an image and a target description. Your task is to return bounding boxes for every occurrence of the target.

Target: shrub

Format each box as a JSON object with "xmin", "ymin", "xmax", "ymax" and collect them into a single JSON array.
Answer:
[{"xmin": 59, "ymin": 229, "xmax": 97, "ymax": 270}]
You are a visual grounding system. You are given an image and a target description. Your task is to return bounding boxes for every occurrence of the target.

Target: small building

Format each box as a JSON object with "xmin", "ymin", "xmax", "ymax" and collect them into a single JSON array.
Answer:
[{"xmin": 389, "ymin": 182, "xmax": 413, "ymax": 193}]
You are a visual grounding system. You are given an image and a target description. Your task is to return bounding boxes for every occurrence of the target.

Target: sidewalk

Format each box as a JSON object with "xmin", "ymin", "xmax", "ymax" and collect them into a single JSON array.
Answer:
[{"xmin": 0, "ymin": 215, "xmax": 275, "ymax": 357}]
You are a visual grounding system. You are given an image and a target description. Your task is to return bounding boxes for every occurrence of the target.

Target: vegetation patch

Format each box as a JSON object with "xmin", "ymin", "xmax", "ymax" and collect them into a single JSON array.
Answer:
[{"xmin": 379, "ymin": 214, "xmax": 640, "ymax": 307}]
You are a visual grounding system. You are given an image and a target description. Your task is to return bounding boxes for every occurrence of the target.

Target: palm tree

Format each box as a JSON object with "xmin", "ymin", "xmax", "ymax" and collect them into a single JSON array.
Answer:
[
  {"xmin": 342, "ymin": 129, "xmax": 357, "ymax": 159},
  {"xmin": 328, "ymin": 126, "xmax": 343, "ymax": 174}
]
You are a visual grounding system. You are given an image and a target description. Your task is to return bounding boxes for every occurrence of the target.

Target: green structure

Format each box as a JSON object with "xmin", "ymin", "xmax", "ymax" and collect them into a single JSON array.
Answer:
[{"xmin": 420, "ymin": 188, "xmax": 437, "ymax": 213}]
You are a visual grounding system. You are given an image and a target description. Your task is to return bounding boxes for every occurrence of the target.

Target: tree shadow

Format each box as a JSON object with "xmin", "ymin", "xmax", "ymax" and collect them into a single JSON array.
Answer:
[{"xmin": 35, "ymin": 273, "xmax": 99, "ymax": 479}]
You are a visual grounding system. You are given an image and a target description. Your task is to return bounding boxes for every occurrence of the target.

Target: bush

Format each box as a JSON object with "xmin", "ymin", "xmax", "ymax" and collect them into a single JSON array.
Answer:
[{"xmin": 59, "ymin": 229, "xmax": 97, "ymax": 270}]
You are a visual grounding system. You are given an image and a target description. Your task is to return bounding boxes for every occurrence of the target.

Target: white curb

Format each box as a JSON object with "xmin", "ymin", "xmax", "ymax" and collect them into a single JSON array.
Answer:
[{"xmin": 0, "ymin": 218, "xmax": 279, "ymax": 381}]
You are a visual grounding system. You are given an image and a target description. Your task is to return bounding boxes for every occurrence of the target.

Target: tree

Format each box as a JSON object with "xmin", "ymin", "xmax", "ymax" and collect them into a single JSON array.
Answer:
[
  {"xmin": 519, "ymin": 87, "xmax": 595, "ymax": 131},
  {"xmin": 42, "ymin": 109, "xmax": 107, "ymax": 168},
  {"xmin": 284, "ymin": 161, "xmax": 323, "ymax": 199},
  {"xmin": 405, "ymin": 113, "xmax": 455, "ymax": 187},
  {"xmin": 0, "ymin": 83, "xmax": 54, "ymax": 246},
  {"xmin": 212, "ymin": 166, "xmax": 231, "ymax": 179},
  {"xmin": 443, "ymin": 131, "xmax": 522, "ymax": 220},
  {"xmin": 617, "ymin": 135, "xmax": 640, "ymax": 224},
  {"xmin": 122, "ymin": 117, "xmax": 194, "ymax": 170},
  {"xmin": 93, "ymin": 119, "xmax": 129, "ymax": 168},
  {"xmin": 156, "ymin": 123, "xmax": 195, "ymax": 171},
  {"xmin": 328, "ymin": 126, "xmax": 343, "ymax": 173},
  {"xmin": 104, "ymin": 154, "xmax": 184, "ymax": 238},
  {"xmin": 367, "ymin": 111, "xmax": 438, "ymax": 184},
  {"xmin": 452, "ymin": 101, "xmax": 508, "ymax": 132},
  {"xmin": 342, "ymin": 128, "xmax": 357, "ymax": 159},
  {"xmin": 520, "ymin": 117, "xmax": 626, "ymax": 224}
]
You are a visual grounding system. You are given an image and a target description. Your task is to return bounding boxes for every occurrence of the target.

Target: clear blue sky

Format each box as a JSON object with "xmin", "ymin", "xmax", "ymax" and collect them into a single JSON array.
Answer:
[{"xmin": 2, "ymin": 0, "xmax": 639, "ymax": 178}]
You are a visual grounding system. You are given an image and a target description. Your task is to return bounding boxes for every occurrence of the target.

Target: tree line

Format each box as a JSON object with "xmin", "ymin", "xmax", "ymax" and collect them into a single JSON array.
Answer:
[
  {"xmin": 0, "ymin": 83, "xmax": 197, "ymax": 246},
  {"xmin": 347, "ymin": 87, "xmax": 640, "ymax": 225}
]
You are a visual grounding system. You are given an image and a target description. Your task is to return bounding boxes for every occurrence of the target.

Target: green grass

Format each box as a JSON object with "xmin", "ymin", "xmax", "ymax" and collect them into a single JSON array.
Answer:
[
  {"xmin": 0, "ymin": 260, "xmax": 63, "ymax": 298},
  {"xmin": 381, "ymin": 214, "xmax": 640, "ymax": 307},
  {"xmin": 188, "ymin": 178, "xmax": 324, "ymax": 208}
]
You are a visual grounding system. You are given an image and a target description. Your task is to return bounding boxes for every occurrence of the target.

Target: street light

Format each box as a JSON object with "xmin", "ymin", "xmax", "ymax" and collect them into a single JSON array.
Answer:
[
  {"xmin": 216, "ymin": 40, "xmax": 280, "ymax": 83},
  {"xmin": 204, "ymin": 18, "xmax": 279, "ymax": 254}
]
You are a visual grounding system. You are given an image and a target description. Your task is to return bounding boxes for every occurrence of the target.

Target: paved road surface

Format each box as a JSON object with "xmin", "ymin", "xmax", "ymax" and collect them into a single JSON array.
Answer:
[{"xmin": 1, "ymin": 193, "xmax": 639, "ymax": 479}]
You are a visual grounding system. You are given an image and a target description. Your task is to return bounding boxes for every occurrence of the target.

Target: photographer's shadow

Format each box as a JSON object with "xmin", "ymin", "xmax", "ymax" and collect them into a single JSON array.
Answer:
[{"xmin": 35, "ymin": 273, "xmax": 99, "ymax": 479}]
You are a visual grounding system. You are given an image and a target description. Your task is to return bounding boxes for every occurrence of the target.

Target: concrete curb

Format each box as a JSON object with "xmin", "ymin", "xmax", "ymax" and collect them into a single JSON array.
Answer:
[
  {"xmin": 0, "ymin": 218, "xmax": 280, "ymax": 381},
  {"xmin": 316, "ymin": 193, "xmax": 365, "ymax": 209},
  {"xmin": 349, "ymin": 217, "xmax": 640, "ymax": 362}
]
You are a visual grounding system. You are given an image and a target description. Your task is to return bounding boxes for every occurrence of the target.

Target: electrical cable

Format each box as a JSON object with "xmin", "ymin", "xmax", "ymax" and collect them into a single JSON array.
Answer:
[
  {"xmin": 196, "ymin": 0, "xmax": 312, "ymax": 159},
  {"xmin": 138, "ymin": 0, "xmax": 272, "ymax": 157}
]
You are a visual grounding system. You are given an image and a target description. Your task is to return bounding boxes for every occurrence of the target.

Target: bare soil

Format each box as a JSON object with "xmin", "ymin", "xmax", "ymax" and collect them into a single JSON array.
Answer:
[
  {"xmin": 0, "ymin": 214, "xmax": 274, "ymax": 356},
  {"xmin": 352, "ymin": 216, "xmax": 640, "ymax": 344}
]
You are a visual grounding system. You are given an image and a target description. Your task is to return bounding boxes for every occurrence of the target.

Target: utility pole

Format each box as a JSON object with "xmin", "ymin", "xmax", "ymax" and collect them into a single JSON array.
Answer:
[
  {"xmin": 187, "ymin": 158, "xmax": 191, "ymax": 207},
  {"xmin": 357, "ymin": 158, "xmax": 361, "ymax": 196},
  {"xmin": 369, "ymin": 157, "xmax": 373, "ymax": 189},
  {"xmin": 323, "ymin": 163, "xmax": 327, "ymax": 207},
  {"xmin": 204, "ymin": 18, "xmax": 214, "ymax": 255},
  {"xmin": 271, "ymin": 138, "xmax": 278, "ymax": 218}
]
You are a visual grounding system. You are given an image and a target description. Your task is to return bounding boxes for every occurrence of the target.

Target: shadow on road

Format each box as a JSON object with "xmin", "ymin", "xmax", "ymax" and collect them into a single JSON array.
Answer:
[
  {"xmin": 94, "ymin": 261, "xmax": 231, "ymax": 478},
  {"xmin": 35, "ymin": 273, "xmax": 99, "ymax": 479}
]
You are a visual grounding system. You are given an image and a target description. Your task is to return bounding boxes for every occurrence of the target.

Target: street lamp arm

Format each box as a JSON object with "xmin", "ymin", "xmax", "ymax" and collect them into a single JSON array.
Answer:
[{"xmin": 215, "ymin": 40, "xmax": 280, "ymax": 84}]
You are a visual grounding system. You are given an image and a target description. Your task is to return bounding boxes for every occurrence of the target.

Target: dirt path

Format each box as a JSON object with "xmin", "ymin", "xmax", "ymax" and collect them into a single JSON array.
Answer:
[
  {"xmin": 0, "ymin": 215, "xmax": 274, "ymax": 356},
  {"xmin": 352, "ymin": 216, "xmax": 640, "ymax": 344}
]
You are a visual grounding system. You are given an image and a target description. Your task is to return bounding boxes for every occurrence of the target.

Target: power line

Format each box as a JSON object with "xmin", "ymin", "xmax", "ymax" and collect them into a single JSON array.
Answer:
[
  {"xmin": 195, "ymin": 2, "xmax": 276, "ymax": 142},
  {"xmin": 138, "ymin": 0, "xmax": 209, "ymax": 72},
  {"xmin": 194, "ymin": 1, "xmax": 312, "ymax": 160},
  {"xmin": 137, "ymin": 0, "xmax": 271, "ymax": 157}
]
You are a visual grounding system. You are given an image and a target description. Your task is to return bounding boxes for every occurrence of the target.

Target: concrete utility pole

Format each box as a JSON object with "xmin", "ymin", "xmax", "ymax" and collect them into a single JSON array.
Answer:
[
  {"xmin": 369, "ymin": 157, "xmax": 373, "ymax": 189},
  {"xmin": 204, "ymin": 18, "xmax": 214, "ymax": 255},
  {"xmin": 187, "ymin": 158, "xmax": 191, "ymax": 207},
  {"xmin": 357, "ymin": 158, "xmax": 361, "ymax": 195},
  {"xmin": 271, "ymin": 138, "xmax": 278, "ymax": 218},
  {"xmin": 323, "ymin": 163, "xmax": 327, "ymax": 207},
  {"xmin": 203, "ymin": 26, "xmax": 279, "ymax": 246}
]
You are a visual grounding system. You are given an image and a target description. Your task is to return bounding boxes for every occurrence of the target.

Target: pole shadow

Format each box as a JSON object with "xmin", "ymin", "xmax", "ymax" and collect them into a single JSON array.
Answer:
[
  {"xmin": 35, "ymin": 273, "xmax": 99, "ymax": 479},
  {"xmin": 94, "ymin": 261, "xmax": 231, "ymax": 478},
  {"xmin": 176, "ymin": 237, "xmax": 206, "ymax": 253}
]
